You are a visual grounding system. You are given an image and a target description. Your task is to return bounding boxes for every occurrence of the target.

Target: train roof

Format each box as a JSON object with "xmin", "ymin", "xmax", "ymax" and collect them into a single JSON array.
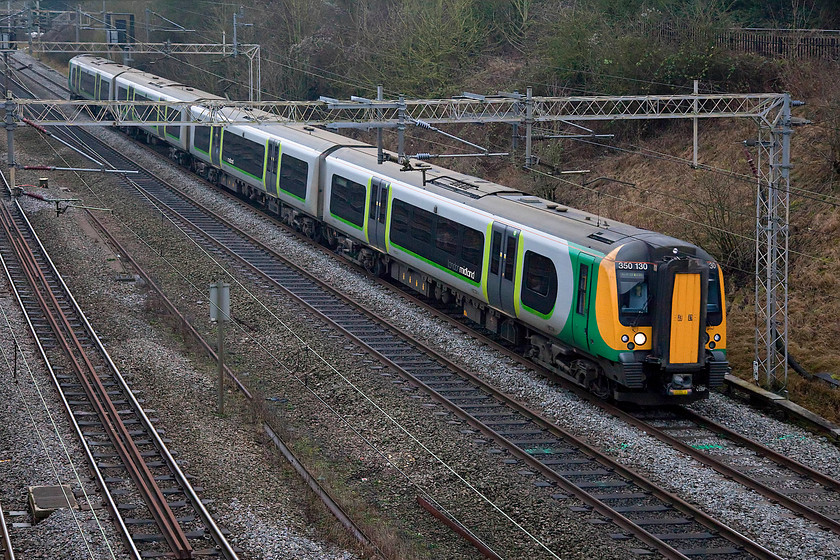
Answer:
[
  {"xmin": 71, "ymin": 55, "xmax": 707, "ymax": 259},
  {"xmin": 330, "ymin": 145, "xmax": 698, "ymax": 256},
  {"xmin": 72, "ymin": 55, "xmax": 223, "ymax": 103}
]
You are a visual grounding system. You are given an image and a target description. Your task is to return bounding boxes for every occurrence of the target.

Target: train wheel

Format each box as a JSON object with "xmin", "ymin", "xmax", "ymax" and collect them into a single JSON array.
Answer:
[
  {"xmin": 365, "ymin": 257, "xmax": 384, "ymax": 277},
  {"xmin": 589, "ymin": 375, "xmax": 612, "ymax": 400}
]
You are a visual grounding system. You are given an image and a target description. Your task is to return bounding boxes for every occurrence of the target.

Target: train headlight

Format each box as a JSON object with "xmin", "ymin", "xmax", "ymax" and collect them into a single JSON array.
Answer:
[
  {"xmin": 714, "ymin": 334, "xmax": 721, "ymax": 342},
  {"xmin": 709, "ymin": 341, "xmax": 716, "ymax": 349},
  {"xmin": 633, "ymin": 332, "xmax": 647, "ymax": 346},
  {"xmin": 621, "ymin": 334, "xmax": 629, "ymax": 343}
]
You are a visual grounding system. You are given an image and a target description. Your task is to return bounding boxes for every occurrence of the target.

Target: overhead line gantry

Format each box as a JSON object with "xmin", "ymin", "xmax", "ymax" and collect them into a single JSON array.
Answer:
[{"xmin": 7, "ymin": 85, "xmax": 804, "ymax": 395}]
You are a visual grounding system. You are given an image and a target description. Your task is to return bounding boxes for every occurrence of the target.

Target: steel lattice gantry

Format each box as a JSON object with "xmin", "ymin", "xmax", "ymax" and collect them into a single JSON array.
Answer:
[
  {"xmin": 12, "ymin": 41, "xmax": 262, "ymax": 101},
  {"xmin": 8, "ymin": 90, "xmax": 801, "ymax": 392}
]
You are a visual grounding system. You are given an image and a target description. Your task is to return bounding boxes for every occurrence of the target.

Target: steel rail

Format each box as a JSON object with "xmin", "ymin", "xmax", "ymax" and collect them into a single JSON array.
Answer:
[
  {"xmin": 678, "ymin": 407, "xmax": 840, "ymax": 491},
  {"xmin": 0, "ymin": 200, "xmax": 193, "ymax": 559},
  {"xmin": 614, "ymin": 406, "xmax": 840, "ymax": 535},
  {"xmin": 394, "ymin": 282, "xmax": 840, "ymax": 539},
  {"xmin": 1, "ymin": 173, "xmax": 139, "ymax": 559},
  {"xmin": 0, "ymin": 210, "xmax": 140, "ymax": 560},
  {"xmin": 0, "ymin": 498, "xmax": 14, "ymax": 560},
  {"xmin": 2, "ymin": 75, "xmax": 233, "ymax": 560}
]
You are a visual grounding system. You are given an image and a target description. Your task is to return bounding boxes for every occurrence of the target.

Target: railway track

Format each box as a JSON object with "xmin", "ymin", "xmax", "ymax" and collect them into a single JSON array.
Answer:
[
  {"xmin": 0, "ymin": 172, "xmax": 238, "ymax": 557},
  {"xmin": 28, "ymin": 102, "xmax": 792, "ymax": 558},
  {"xmin": 404, "ymin": 280, "xmax": 840, "ymax": 533},
  {"xmin": 10, "ymin": 53, "xmax": 828, "ymax": 557},
  {"xmin": 624, "ymin": 406, "xmax": 840, "ymax": 532}
]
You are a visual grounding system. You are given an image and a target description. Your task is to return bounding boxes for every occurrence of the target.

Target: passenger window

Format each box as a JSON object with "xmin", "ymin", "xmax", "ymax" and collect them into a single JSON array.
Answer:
[
  {"xmin": 490, "ymin": 232, "xmax": 502, "ymax": 274},
  {"xmin": 435, "ymin": 217, "xmax": 458, "ymax": 255},
  {"xmin": 410, "ymin": 208, "xmax": 433, "ymax": 246},
  {"xmin": 461, "ymin": 228, "xmax": 483, "ymax": 266},
  {"xmin": 164, "ymin": 106, "xmax": 180, "ymax": 140},
  {"xmin": 331, "ymin": 175, "xmax": 366, "ymax": 227},
  {"xmin": 391, "ymin": 199, "xmax": 410, "ymax": 236},
  {"xmin": 576, "ymin": 265, "xmax": 589, "ymax": 315},
  {"xmin": 522, "ymin": 251, "xmax": 557, "ymax": 315},
  {"xmin": 194, "ymin": 126, "xmax": 211, "ymax": 153},
  {"xmin": 279, "ymin": 154, "xmax": 308, "ymax": 199},
  {"xmin": 503, "ymin": 236, "xmax": 517, "ymax": 280},
  {"xmin": 223, "ymin": 132, "xmax": 266, "ymax": 179},
  {"xmin": 524, "ymin": 252, "xmax": 552, "ymax": 296}
]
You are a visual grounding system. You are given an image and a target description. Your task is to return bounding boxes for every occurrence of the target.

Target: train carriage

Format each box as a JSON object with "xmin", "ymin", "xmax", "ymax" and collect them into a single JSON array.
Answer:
[{"xmin": 67, "ymin": 54, "xmax": 729, "ymax": 406}]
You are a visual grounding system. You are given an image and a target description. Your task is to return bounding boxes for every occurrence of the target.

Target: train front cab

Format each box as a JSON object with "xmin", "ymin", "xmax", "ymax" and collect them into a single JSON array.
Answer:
[{"xmin": 594, "ymin": 240, "xmax": 728, "ymax": 405}]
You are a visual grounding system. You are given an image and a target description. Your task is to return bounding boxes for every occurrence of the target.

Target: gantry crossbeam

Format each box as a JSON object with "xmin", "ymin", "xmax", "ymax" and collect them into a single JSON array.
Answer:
[
  {"xmin": 12, "ymin": 92, "xmax": 787, "ymax": 127},
  {"xmin": 10, "ymin": 41, "xmax": 259, "ymax": 56}
]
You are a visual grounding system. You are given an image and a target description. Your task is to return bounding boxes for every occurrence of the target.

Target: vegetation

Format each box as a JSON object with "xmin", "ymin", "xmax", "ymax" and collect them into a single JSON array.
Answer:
[{"xmin": 62, "ymin": 1, "xmax": 840, "ymax": 418}]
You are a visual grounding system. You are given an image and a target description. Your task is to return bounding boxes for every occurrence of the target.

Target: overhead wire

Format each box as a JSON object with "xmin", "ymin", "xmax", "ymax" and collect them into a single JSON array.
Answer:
[{"xmin": 34, "ymin": 10, "xmax": 840, "ymax": 260}]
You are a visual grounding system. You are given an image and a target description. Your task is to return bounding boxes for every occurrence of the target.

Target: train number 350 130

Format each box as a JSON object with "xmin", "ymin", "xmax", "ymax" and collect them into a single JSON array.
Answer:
[{"xmin": 617, "ymin": 261, "xmax": 649, "ymax": 271}]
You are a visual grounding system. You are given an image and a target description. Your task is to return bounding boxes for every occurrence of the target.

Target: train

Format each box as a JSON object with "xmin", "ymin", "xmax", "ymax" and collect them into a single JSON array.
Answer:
[{"xmin": 68, "ymin": 54, "xmax": 729, "ymax": 406}]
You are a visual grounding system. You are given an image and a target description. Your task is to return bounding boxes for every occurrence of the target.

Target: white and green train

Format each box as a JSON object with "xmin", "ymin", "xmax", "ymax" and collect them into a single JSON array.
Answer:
[{"xmin": 70, "ymin": 54, "xmax": 729, "ymax": 405}]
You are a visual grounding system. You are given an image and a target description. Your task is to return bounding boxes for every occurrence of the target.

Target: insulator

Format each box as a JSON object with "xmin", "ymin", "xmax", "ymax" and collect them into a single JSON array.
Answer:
[{"xmin": 415, "ymin": 153, "xmax": 431, "ymax": 160}]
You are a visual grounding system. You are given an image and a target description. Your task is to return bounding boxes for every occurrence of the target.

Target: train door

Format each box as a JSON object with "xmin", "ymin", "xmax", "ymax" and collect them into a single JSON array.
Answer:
[
  {"xmin": 367, "ymin": 178, "xmax": 389, "ymax": 250},
  {"xmin": 573, "ymin": 253, "xmax": 596, "ymax": 350},
  {"xmin": 210, "ymin": 126, "xmax": 222, "ymax": 167},
  {"xmin": 265, "ymin": 141, "xmax": 280, "ymax": 194},
  {"xmin": 486, "ymin": 223, "xmax": 519, "ymax": 316},
  {"xmin": 127, "ymin": 86, "xmax": 135, "ymax": 121}
]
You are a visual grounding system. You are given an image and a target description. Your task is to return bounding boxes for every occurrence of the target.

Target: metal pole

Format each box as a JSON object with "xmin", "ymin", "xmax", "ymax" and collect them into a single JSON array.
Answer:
[
  {"xmin": 232, "ymin": 10, "xmax": 237, "ymax": 57},
  {"xmin": 692, "ymin": 79, "xmax": 698, "ymax": 168},
  {"xmin": 397, "ymin": 94, "xmax": 405, "ymax": 163},
  {"xmin": 215, "ymin": 278, "xmax": 226, "ymax": 415},
  {"xmin": 217, "ymin": 301, "xmax": 225, "ymax": 415},
  {"xmin": 247, "ymin": 48, "xmax": 252, "ymax": 101},
  {"xmin": 753, "ymin": 94, "xmax": 795, "ymax": 394},
  {"xmin": 27, "ymin": 2, "xmax": 33, "ymax": 54},
  {"xmin": 376, "ymin": 85, "xmax": 383, "ymax": 164},
  {"xmin": 145, "ymin": 7, "xmax": 149, "ymax": 43},
  {"xmin": 525, "ymin": 86, "xmax": 533, "ymax": 168},
  {"xmin": 4, "ymin": 52, "xmax": 16, "ymax": 193}
]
